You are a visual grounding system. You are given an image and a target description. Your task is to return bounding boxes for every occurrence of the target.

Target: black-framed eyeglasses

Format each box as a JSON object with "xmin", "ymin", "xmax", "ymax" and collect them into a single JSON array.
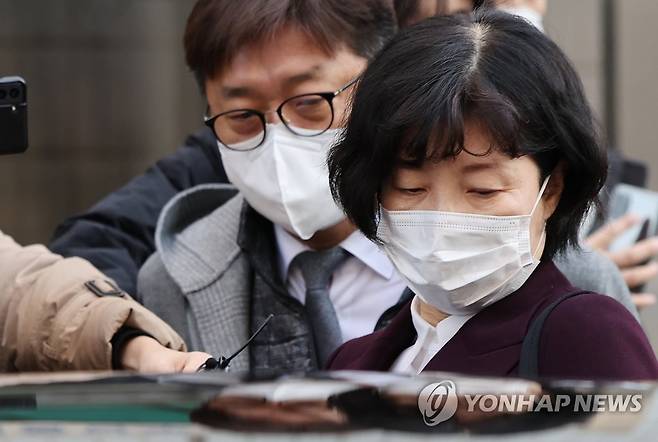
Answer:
[{"xmin": 204, "ymin": 77, "xmax": 359, "ymax": 151}]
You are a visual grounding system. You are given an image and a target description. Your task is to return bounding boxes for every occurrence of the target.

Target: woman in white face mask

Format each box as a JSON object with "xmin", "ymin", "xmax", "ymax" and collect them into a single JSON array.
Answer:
[{"xmin": 326, "ymin": 10, "xmax": 658, "ymax": 380}]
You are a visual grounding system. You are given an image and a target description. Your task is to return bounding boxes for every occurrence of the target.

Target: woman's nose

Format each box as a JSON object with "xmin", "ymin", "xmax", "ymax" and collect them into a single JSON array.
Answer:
[{"xmin": 425, "ymin": 194, "xmax": 459, "ymax": 212}]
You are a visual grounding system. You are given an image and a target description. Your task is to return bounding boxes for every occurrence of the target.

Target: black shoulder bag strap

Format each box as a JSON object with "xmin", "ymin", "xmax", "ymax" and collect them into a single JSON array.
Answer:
[{"xmin": 518, "ymin": 290, "xmax": 589, "ymax": 379}]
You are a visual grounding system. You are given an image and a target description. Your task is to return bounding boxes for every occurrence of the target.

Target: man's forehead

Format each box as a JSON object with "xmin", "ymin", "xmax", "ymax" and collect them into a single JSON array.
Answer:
[
  {"xmin": 211, "ymin": 50, "xmax": 364, "ymax": 100},
  {"xmin": 219, "ymin": 61, "xmax": 326, "ymax": 90},
  {"xmin": 205, "ymin": 26, "xmax": 365, "ymax": 100},
  {"xmin": 217, "ymin": 26, "xmax": 336, "ymax": 85}
]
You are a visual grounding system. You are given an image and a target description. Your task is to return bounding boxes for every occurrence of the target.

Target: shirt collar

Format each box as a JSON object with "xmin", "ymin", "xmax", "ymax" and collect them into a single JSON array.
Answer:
[
  {"xmin": 409, "ymin": 295, "xmax": 476, "ymax": 340},
  {"xmin": 274, "ymin": 225, "xmax": 396, "ymax": 282},
  {"xmin": 410, "ymin": 295, "xmax": 433, "ymax": 341}
]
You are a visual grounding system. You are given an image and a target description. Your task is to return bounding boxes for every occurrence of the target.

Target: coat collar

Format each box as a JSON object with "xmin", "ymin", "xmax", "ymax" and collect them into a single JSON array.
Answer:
[
  {"xmin": 156, "ymin": 182, "xmax": 294, "ymax": 297},
  {"xmin": 341, "ymin": 260, "xmax": 576, "ymax": 374},
  {"xmin": 155, "ymin": 183, "xmax": 244, "ymax": 293}
]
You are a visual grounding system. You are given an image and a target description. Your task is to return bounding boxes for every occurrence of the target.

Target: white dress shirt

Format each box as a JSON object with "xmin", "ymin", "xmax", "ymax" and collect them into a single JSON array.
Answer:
[
  {"xmin": 274, "ymin": 225, "xmax": 408, "ymax": 342},
  {"xmin": 391, "ymin": 296, "xmax": 475, "ymax": 375}
]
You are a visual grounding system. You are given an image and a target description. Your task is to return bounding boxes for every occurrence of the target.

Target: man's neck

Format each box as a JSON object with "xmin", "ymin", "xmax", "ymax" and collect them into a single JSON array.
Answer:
[{"xmin": 290, "ymin": 219, "xmax": 356, "ymax": 250}]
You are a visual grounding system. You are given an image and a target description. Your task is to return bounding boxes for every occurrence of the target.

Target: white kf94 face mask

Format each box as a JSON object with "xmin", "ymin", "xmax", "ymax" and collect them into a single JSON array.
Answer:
[
  {"xmin": 377, "ymin": 176, "xmax": 551, "ymax": 316},
  {"xmin": 218, "ymin": 124, "xmax": 345, "ymax": 240}
]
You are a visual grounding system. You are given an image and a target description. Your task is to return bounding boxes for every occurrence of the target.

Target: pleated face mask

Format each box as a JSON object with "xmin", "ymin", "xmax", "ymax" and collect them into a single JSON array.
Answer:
[{"xmin": 377, "ymin": 176, "xmax": 550, "ymax": 315}]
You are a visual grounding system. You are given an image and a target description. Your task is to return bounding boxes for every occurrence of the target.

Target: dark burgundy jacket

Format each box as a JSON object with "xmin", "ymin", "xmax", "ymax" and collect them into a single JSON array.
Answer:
[{"xmin": 327, "ymin": 261, "xmax": 658, "ymax": 381}]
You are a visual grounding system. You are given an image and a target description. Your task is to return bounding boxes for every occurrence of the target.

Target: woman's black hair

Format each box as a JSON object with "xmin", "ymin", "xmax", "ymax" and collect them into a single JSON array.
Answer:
[{"xmin": 328, "ymin": 9, "xmax": 608, "ymax": 259}]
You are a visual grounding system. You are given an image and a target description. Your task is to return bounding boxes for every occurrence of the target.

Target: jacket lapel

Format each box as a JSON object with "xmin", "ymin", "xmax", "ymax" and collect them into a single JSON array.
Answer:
[
  {"xmin": 184, "ymin": 255, "xmax": 252, "ymax": 371},
  {"xmin": 157, "ymin": 184, "xmax": 252, "ymax": 371},
  {"xmin": 339, "ymin": 299, "xmax": 417, "ymax": 371}
]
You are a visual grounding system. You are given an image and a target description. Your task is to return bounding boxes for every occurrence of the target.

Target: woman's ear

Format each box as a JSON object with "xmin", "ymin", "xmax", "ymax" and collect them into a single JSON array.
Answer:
[{"xmin": 541, "ymin": 161, "xmax": 566, "ymax": 221}]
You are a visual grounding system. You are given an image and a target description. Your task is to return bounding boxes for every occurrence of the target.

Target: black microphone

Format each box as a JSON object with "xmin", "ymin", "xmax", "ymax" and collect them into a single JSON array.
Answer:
[{"xmin": 197, "ymin": 314, "xmax": 274, "ymax": 372}]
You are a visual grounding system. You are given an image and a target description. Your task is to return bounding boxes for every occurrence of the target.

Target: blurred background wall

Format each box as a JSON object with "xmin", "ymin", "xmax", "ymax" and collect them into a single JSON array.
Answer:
[
  {"xmin": 0, "ymin": 0, "xmax": 202, "ymax": 243},
  {"xmin": 1, "ymin": 0, "xmax": 658, "ymax": 341}
]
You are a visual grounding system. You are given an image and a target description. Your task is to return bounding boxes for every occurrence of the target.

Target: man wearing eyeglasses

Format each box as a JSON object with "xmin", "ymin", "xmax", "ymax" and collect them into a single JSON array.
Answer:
[{"xmin": 114, "ymin": 0, "xmax": 403, "ymax": 374}]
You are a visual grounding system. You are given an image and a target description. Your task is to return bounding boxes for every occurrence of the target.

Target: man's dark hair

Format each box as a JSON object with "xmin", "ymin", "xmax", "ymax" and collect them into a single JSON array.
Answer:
[
  {"xmin": 184, "ymin": 0, "xmax": 397, "ymax": 89},
  {"xmin": 393, "ymin": 0, "xmax": 491, "ymax": 28},
  {"xmin": 393, "ymin": 0, "xmax": 430, "ymax": 27},
  {"xmin": 328, "ymin": 10, "xmax": 608, "ymax": 260}
]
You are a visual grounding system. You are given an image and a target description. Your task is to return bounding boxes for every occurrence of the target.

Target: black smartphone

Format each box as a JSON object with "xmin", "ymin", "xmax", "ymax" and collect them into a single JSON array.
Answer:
[
  {"xmin": 630, "ymin": 218, "xmax": 652, "ymax": 293},
  {"xmin": 0, "ymin": 76, "xmax": 28, "ymax": 155}
]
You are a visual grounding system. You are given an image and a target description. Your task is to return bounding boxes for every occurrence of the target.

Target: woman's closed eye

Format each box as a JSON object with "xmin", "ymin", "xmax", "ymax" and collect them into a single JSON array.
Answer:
[
  {"xmin": 468, "ymin": 188, "xmax": 502, "ymax": 198},
  {"xmin": 395, "ymin": 186, "xmax": 426, "ymax": 195}
]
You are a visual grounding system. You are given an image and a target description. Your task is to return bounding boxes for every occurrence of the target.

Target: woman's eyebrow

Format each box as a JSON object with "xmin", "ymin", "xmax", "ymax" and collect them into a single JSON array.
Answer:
[
  {"xmin": 460, "ymin": 162, "xmax": 498, "ymax": 174},
  {"xmin": 396, "ymin": 158, "xmax": 424, "ymax": 169},
  {"xmin": 460, "ymin": 161, "xmax": 515, "ymax": 183}
]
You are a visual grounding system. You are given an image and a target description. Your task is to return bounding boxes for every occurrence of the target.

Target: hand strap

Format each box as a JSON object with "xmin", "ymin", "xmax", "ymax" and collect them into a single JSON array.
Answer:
[{"xmin": 518, "ymin": 290, "xmax": 588, "ymax": 379}]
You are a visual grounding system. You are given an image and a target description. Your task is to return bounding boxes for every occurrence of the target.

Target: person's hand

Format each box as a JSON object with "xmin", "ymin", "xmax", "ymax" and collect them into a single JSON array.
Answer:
[
  {"xmin": 585, "ymin": 214, "xmax": 658, "ymax": 308},
  {"xmin": 120, "ymin": 335, "xmax": 212, "ymax": 373}
]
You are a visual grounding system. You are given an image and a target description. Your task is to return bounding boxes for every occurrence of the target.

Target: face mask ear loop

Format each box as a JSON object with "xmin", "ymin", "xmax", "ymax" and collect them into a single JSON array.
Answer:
[
  {"xmin": 375, "ymin": 202, "xmax": 383, "ymax": 224},
  {"xmin": 529, "ymin": 175, "xmax": 552, "ymax": 216},
  {"xmin": 532, "ymin": 229, "xmax": 546, "ymax": 262},
  {"xmin": 527, "ymin": 176, "xmax": 551, "ymax": 264}
]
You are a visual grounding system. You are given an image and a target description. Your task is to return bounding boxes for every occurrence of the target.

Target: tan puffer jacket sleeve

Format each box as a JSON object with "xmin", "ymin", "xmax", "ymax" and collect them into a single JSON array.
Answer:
[{"xmin": 0, "ymin": 231, "xmax": 186, "ymax": 371}]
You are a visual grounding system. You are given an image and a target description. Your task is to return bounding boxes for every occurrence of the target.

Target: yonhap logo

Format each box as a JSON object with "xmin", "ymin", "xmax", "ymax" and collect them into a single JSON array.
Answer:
[
  {"xmin": 417, "ymin": 380, "xmax": 458, "ymax": 426},
  {"xmin": 417, "ymin": 378, "xmax": 644, "ymax": 426}
]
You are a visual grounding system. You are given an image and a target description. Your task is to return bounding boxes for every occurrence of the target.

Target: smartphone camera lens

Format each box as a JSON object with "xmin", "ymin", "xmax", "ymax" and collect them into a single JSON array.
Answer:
[
  {"xmin": 9, "ymin": 88, "xmax": 20, "ymax": 99},
  {"xmin": 0, "ymin": 89, "xmax": 6, "ymax": 100}
]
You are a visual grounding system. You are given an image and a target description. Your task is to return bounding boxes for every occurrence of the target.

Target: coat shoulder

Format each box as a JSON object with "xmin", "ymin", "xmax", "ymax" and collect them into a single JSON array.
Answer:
[{"xmin": 540, "ymin": 293, "xmax": 658, "ymax": 380}]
